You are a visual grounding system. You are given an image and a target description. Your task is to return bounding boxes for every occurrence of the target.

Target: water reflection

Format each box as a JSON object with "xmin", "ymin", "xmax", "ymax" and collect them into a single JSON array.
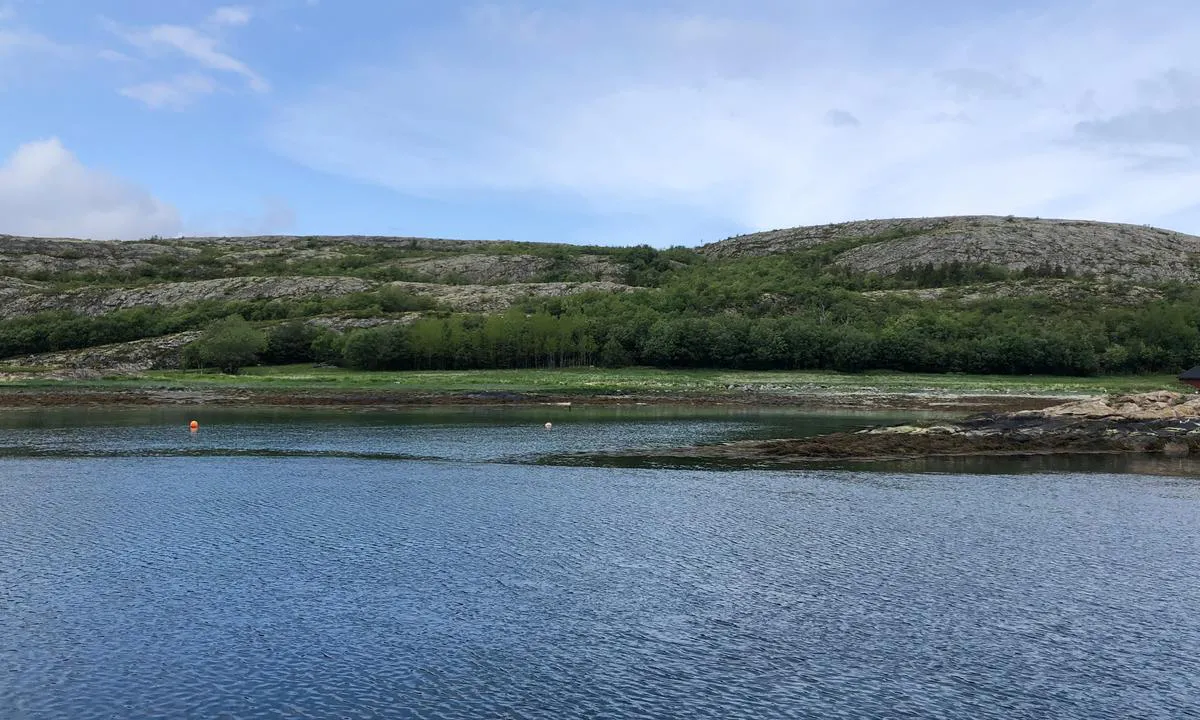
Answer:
[
  {"xmin": 564, "ymin": 450, "xmax": 1200, "ymax": 478},
  {"xmin": 4, "ymin": 404, "xmax": 1200, "ymax": 477},
  {"xmin": 0, "ymin": 405, "xmax": 947, "ymax": 465}
]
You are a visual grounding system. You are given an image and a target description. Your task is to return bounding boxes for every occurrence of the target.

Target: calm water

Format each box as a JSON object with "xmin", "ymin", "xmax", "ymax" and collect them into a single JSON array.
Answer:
[{"xmin": 2, "ymin": 407, "xmax": 1199, "ymax": 718}]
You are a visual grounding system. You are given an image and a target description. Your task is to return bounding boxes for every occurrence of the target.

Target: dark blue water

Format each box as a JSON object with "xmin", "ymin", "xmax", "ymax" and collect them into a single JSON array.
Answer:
[{"xmin": 2, "ymin": 409, "xmax": 1199, "ymax": 718}]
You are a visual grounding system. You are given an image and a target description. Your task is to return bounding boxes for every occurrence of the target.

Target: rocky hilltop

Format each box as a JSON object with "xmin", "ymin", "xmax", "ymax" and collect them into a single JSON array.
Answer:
[
  {"xmin": 0, "ymin": 234, "xmax": 625, "ymax": 284},
  {"xmin": 701, "ymin": 216, "xmax": 1200, "ymax": 284}
]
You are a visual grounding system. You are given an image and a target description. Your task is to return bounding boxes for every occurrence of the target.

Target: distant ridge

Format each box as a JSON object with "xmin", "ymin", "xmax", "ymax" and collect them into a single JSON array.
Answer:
[
  {"xmin": 4, "ymin": 214, "xmax": 1200, "ymax": 284},
  {"xmin": 700, "ymin": 215, "xmax": 1200, "ymax": 284}
]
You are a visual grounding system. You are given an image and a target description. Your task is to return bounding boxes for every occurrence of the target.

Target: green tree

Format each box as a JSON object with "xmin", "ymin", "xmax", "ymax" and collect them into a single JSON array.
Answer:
[
  {"xmin": 189, "ymin": 315, "xmax": 267, "ymax": 374},
  {"xmin": 310, "ymin": 329, "xmax": 346, "ymax": 366},
  {"xmin": 598, "ymin": 335, "xmax": 631, "ymax": 367},
  {"xmin": 264, "ymin": 321, "xmax": 319, "ymax": 365}
]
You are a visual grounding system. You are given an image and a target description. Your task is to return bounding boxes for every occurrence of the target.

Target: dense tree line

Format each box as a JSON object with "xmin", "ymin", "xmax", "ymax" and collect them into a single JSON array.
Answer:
[{"xmin": 245, "ymin": 293, "xmax": 1200, "ymax": 376}]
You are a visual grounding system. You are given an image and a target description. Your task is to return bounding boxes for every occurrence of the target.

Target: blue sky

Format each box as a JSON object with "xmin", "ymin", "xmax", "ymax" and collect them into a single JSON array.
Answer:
[{"xmin": 2, "ymin": 0, "xmax": 1199, "ymax": 244}]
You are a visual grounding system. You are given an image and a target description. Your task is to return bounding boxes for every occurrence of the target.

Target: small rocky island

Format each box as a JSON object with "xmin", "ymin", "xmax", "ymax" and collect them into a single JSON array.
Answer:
[{"xmin": 634, "ymin": 391, "xmax": 1200, "ymax": 464}]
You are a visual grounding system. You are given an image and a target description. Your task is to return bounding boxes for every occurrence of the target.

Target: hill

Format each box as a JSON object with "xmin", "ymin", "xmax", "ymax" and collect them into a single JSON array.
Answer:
[
  {"xmin": 701, "ymin": 215, "xmax": 1200, "ymax": 284},
  {"xmin": 0, "ymin": 216, "xmax": 1198, "ymax": 377}
]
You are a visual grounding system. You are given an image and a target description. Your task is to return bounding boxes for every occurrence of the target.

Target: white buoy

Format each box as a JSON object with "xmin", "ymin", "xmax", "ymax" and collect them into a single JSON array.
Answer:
[{"xmin": 544, "ymin": 422, "xmax": 553, "ymax": 430}]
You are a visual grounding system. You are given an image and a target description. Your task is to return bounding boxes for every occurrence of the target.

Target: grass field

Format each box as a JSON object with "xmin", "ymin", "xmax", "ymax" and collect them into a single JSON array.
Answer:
[{"xmin": 3, "ymin": 365, "xmax": 1178, "ymax": 398}]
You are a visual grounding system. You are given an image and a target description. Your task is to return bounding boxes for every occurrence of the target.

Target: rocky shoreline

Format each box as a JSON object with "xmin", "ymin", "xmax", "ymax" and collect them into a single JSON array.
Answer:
[
  {"xmin": 0, "ymin": 384, "xmax": 1066, "ymax": 412},
  {"xmin": 607, "ymin": 391, "xmax": 1200, "ymax": 463}
]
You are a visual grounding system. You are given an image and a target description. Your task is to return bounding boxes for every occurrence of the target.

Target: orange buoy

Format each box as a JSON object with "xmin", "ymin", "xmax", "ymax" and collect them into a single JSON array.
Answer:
[{"xmin": 189, "ymin": 420, "xmax": 199, "ymax": 431}]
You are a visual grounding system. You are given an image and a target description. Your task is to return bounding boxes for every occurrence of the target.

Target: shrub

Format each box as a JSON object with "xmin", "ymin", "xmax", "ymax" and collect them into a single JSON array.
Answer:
[{"xmin": 187, "ymin": 315, "xmax": 266, "ymax": 374}]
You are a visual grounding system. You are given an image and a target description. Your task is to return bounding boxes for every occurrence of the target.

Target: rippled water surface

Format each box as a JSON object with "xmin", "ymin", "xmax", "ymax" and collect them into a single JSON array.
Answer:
[{"xmin": 2, "ymin": 407, "xmax": 1199, "ymax": 718}]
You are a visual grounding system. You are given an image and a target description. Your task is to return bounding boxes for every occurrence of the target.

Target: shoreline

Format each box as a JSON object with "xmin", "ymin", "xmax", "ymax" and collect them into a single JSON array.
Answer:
[
  {"xmin": 0, "ymin": 385, "xmax": 1075, "ymax": 413},
  {"xmin": 577, "ymin": 391, "xmax": 1200, "ymax": 465}
]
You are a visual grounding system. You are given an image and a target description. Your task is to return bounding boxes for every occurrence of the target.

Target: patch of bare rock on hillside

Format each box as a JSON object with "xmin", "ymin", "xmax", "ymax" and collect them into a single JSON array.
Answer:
[
  {"xmin": 7, "ymin": 331, "xmax": 202, "ymax": 372},
  {"xmin": 0, "ymin": 276, "xmax": 373, "ymax": 319},
  {"xmin": 862, "ymin": 279, "xmax": 1164, "ymax": 305},
  {"xmin": 0, "ymin": 276, "xmax": 45, "ymax": 302},
  {"xmin": 387, "ymin": 280, "xmax": 637, "ymax": 312},
  {"xmin": 391, "ymin": 254, "xmax": 624, "ymax": 284},
  {"xmin": 306, "ymin": 313, "xmax": 424, "ymax": 331},
  {"xmin": 176, "ymin": 235, "xmax": 524, "ymax": 251},
  {"xmin": 701, "ymin": 216, "xmax": 1200, "ymax": 284},
  {"xmin": 0, "ymin": 235, "xmax": 193, "ymax": 275}
]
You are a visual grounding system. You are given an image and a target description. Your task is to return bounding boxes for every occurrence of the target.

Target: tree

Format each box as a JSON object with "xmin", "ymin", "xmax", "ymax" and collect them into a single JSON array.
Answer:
[
  {"xmin": 264, "ymin": 321, "xmax": 319, "ymax": 365},
  {"xmin": 310, "ymin": 329, "xmax": 346, "ymax": 366},
  {"xmin": 342, "ymin": 325, "xmax": 410, "ymax": 370},
  {"xmin": 189, "ymin": 315, "xmax": 266, "ymax": 374},
  {"xmin": 598, "ymin": 335, "xmax": 631, "ymax": 367}
]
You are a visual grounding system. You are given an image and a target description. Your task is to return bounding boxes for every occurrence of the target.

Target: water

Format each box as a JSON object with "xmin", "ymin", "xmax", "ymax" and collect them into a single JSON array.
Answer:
[{"xmin": 2, "ymin": 407, "xmax": 1199, "ymax": 718}]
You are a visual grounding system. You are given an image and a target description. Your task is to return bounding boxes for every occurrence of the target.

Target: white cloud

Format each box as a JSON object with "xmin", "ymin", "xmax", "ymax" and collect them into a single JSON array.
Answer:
[
  {"xmin": 120, "ymin": 73, "xmax": 217, "ymax": 109},
  {"xmin": 266, "ymin": 0, "xmax": 1200, "ymax": 235},
  {"xmin": 210, "ymin": 6, "xmax": 252, "ymax": 27},
  {"xmin": 118, "ymin": 21, "xmax": 267, "ymax": 94},
  {"xmin": 0, "ymin": 138, "xmax": 181, "ymax": 239}
]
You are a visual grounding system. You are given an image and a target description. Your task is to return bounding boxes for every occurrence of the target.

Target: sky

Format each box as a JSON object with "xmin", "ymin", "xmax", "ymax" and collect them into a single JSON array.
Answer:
[{"xmin": 1, "ymin": 0, "xmax": 1199, "ymax": 245}]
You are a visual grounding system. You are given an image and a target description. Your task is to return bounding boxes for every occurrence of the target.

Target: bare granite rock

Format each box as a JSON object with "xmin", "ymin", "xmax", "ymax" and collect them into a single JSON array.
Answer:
[
  {"xmin": 392, "ymin": 253, "xmax": 626, "ymax": 284},
  {"xmin": 0, "ymin": 276, "xmax": 373, "ymax": 319},
  {"xmin": 1019, "ymin": 391, "xmax": 1200, "ymax": 421},
  {"xmin": 862, "ymin": 279, "xmax": 1164, "ymax": 305},
  {"xmin": 386, "ymin": 280, "xmax": 637, "ymax": 312},
  {"xmin": 306, "ymin": 314, "xmax": 423, "ymax": 331},
  {"xmin": 0, "ymin": 235, "xmax": 193, "ymax": 275},
  {"xmin": 8, "ymin": 331, "xmax": 203, "ymax": 371},
  {"xmin": 701, "ymin": 216, "xmax": 1200, "ymax": 284},
  {"xmin": 398, "ymin": 254, "xmax": 555, "ymax": 284}
]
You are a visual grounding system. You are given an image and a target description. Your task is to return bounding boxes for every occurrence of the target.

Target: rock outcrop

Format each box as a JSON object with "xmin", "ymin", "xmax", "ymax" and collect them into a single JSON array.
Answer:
[
  {"xmin": 604, "ymin": 392, "xmax": 1200, "ymax": 464},
  {"xmin": 386, "ymin": 280, "xmax": 637, "ymax": 312},
  {"xmin": 0, "ymin": 234, "xmax": 628, "ymax": 283},
  {"xmin": 7, "ymin": 331, "xmax": 203, "ymax": 372},
  {"xmin": 862, "ymin": 279, "xmax": 1163, "ymax": 306},
  {"xmin": 0, "ymin": 235, "xmax": 192, "ymax": 275},
  {"xmin": 1016, "ymin": 391, "xmax": 1200, "ymax": 420},
  {"xmin": 0, "ymin": 276, "xmax": 374, "ymax": 319},
  {"xmin": 701, "ymin": 216, "xmax": 1200, "ymax": 284},
  {"xmin": 388, "ymin": 253, "xmax": 624, "ymax": 284}
]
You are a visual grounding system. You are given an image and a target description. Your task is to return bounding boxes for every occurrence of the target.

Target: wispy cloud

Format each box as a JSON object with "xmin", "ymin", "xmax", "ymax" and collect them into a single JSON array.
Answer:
[
  {"xmin": 125, "ymin": 23, "xmax": 266, "ymax": 91},
  {"xmin": 107, "ymin": 12, "xmax": 266, "ymax": 108},
  {"xmin": 210, "ymin": 6, "xmax": 252, "ymax": 28},
  {"xmin": 0, "ymin": 138, "xmax": 181, "ymax": 239},
  {"xmin": 120, "ymin": 73, "xmax": 217, "ymax": 110},
  {"xmin": 266, "ymin": 1, "xmax": 1200, "ymax": 234}
]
